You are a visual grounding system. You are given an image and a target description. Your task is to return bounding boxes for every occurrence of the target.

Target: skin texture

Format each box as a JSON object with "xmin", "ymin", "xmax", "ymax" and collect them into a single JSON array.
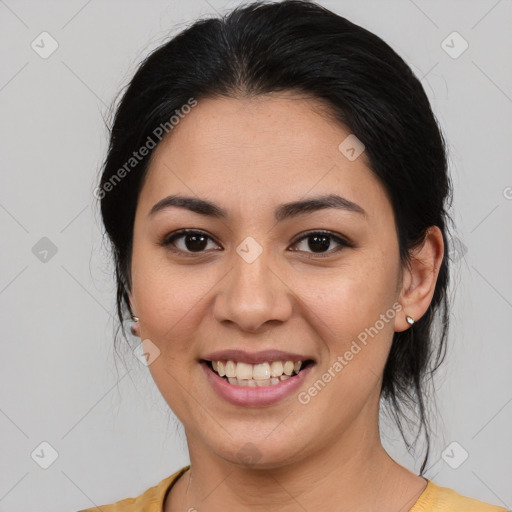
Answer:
[{"xmin": 128, "ymin": 94, "xmax": 444, "ymax": 511}]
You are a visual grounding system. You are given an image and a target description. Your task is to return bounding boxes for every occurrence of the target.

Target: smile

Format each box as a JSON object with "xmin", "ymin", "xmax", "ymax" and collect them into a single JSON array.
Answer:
[
  {"xmin": 207, "ymin": 359, "xmax": 313, "ymax": 386},
  {"xmin": 200, "ymin": 359, "xmax": 316, "ymax": 406}
]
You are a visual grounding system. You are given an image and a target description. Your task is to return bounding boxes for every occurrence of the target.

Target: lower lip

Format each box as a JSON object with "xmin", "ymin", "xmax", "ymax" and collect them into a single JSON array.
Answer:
[{"xmin": 200, "ymin": 361, "xmax": 314, "ymax": 407}]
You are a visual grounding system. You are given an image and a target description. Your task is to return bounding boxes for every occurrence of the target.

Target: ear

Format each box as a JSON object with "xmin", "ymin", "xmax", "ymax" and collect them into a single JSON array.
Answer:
[
  {"xmin": 395, "ymin": 226, "xmax": 444, "ymax": 332},
  {"xmin": 128, "ymin": 292, "xmax": 140, "ymax": 337}
]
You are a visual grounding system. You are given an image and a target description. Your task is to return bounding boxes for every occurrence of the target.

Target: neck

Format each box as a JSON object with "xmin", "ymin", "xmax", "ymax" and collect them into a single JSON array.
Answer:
[{"xmin": 165, "ymin": 407, "xmax": 427, "ymax": 512}]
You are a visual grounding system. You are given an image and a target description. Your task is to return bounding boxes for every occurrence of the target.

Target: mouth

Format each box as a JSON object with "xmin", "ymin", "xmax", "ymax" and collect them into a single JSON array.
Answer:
[{"xmin": 201, "ymin": 358, "xmax": 315, "ymax": 387}]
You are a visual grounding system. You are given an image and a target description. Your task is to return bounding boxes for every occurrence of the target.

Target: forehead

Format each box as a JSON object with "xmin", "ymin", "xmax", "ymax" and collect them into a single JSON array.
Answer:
[
  {"xmin": 138, "ymin": 94, "xmax": 389, "ymax": 222},
  {"xmin": 151, "ymin": 93, "xmax": 365, "ymax": 172}
]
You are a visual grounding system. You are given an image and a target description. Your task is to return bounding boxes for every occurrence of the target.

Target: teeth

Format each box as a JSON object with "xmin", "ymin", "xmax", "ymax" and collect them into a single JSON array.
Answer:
[
  {"xmin": 210, "ymin": 358, "xmax": 308, "ymax": 385},
  {"xmin": 236, "ymin": 362, "xmax": 253, "ymax": 380},
  {"xmin": 283, "ymin": 361, "xmax": 294, "ymax": 376},
  {"xmin": 270, "ymin": 361, "xmax": 283, "ymax": 377},
  {"xmin": 253, "ymin": 362, "xmax": 271, "ymax": 380},
  {"xmin": 225, "ymin": 360, "xmax": 237, "ymax": 378}
]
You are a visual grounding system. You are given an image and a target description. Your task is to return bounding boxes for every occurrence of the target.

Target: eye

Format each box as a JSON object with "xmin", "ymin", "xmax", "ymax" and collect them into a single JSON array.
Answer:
[
  {"xmin": 161, "ymin": 229, "xmax": 221, "ymax": 256},
  {"xmin": 289, "ymin": 230, "xmax": 352, "ymax": 257},
  {"xmin": 161, "ymin": 229, "xmax": 352, "ymax": 258}
]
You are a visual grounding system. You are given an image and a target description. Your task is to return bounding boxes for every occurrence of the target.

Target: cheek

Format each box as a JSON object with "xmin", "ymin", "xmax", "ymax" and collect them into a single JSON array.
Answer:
[
  {"xmin": 131, "ymin": 248, "xmax": 227, "ymax": 384},
  {"xmin": 136, "ymin": 275, "xmax": 203, "ymax": 350},
  {"xmin": 131, "ymin": 245, "xmax": 196, "ymax": 349},
  {"xmin": 304, "ymin": 252, "xmax": 398, "ymax": 335},
  {"xmin": 293, "ymin": 250, "xmax": 400, "ymax": 390},
  {"xmin": 133, "ymin": 261, "xmax": 213, "ymax": 415}
]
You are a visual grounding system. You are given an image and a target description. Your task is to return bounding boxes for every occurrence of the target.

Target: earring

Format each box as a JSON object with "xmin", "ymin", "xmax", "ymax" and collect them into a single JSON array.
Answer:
[
  {"xmin": 130, "ymin": 315, "xmax": 139, "ymax": 336},
  {"xmin": 406, "ymin": 315, "xmax": 415, "ymax": 326}
]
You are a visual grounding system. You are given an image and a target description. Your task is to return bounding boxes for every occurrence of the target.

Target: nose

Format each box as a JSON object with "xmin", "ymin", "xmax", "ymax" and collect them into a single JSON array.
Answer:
[{"xmin": 212, "ymin": 244, "xmax": 293, "ymax": 333}]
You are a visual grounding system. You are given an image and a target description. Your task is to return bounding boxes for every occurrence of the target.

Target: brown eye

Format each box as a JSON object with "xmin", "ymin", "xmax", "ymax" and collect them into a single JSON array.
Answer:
[
  {"xmin": 162, "ymin": 230, "xmax": 221, "ymax": 255},
  {"xmin": 161, "ymin": 229, "xmax": 352, "ymax": 258},
  {"xmin": 289, "ymin": 231, "xmax": 352, "ymax": 257}
]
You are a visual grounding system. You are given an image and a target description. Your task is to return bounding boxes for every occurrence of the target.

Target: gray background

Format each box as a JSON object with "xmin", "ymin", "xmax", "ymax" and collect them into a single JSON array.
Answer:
[{"xmin": 1, "ymin": 0, "xmax": 511, "ymax": 510}]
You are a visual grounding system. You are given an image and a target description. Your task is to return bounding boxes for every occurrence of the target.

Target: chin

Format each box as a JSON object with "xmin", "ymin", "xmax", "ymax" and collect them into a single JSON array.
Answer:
[{"xmin": 205, "ymin": 434, "xmax": 306, "ymax": 471}]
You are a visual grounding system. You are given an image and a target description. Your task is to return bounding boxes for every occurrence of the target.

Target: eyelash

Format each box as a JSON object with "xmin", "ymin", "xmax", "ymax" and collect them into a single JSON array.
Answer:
[{"xmin": 160, "ymin": 229, "xmax": 353, "ymax": 259}]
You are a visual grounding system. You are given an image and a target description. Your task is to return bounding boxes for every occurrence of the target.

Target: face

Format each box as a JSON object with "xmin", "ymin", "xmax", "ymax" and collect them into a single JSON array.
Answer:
[{"xmin": 129, "ymin": 94, "xmax": 404, "ymax": 468}]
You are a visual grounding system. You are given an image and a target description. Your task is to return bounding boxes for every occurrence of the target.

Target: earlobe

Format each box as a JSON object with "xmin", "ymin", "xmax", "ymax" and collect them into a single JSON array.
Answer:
[
  {"xmin": 128, "ymin": 292, "xmax": 140, "ymax": 337},
  {"xmin": 130, "ymin": 321, "xmax": 140, "ymax": 337},
  {"xmin": 395, "ymin": 226, "xmax": 444, "ymax": 332},
  {"xmin": 395, "ymin": 308, "xmax": 415, "ymax": 333}
]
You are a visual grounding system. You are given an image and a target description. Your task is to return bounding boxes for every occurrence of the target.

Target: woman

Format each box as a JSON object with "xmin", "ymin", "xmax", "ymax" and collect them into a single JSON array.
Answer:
[{"xmin": 81, "ymin": 1, "xmax": 508, "ymax": 510}]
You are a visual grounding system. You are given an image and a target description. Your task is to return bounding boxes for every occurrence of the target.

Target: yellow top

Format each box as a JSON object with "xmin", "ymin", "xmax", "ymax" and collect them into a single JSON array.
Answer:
[{"xmin": 77, "ymin": 465, "xmax": 509, "ymax": 512}]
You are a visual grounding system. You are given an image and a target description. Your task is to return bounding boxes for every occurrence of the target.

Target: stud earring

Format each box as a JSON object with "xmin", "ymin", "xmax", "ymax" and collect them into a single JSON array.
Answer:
[
  {"xmin": 405, "ymin": 315, "xmax": 415, "ymax": 326},
  {"xmin": 130, "ymin": 315, "xmax": 139, "ymax": 336}
]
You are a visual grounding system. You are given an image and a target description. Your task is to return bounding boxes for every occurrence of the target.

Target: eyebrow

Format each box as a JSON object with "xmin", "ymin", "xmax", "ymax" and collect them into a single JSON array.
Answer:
[{"xmin": 148, "ymin": 193, "xmax": 366, "ymax": 222}]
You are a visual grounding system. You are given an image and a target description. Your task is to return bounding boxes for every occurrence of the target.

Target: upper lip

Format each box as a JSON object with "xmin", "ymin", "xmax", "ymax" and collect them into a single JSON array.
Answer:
[{"xmin": 201, "ymin": 349, "xmax": 315, "ymax": 365}]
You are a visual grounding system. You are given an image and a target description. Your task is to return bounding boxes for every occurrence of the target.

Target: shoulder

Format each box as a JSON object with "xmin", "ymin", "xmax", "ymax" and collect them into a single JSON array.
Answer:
[
  {"xmin": 76, "ymin": 466, "xmax": 190, "ymax": 512},
  {"xmin": 411, "ymin": 479, "xmax": 510, "ymax": 512}
]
